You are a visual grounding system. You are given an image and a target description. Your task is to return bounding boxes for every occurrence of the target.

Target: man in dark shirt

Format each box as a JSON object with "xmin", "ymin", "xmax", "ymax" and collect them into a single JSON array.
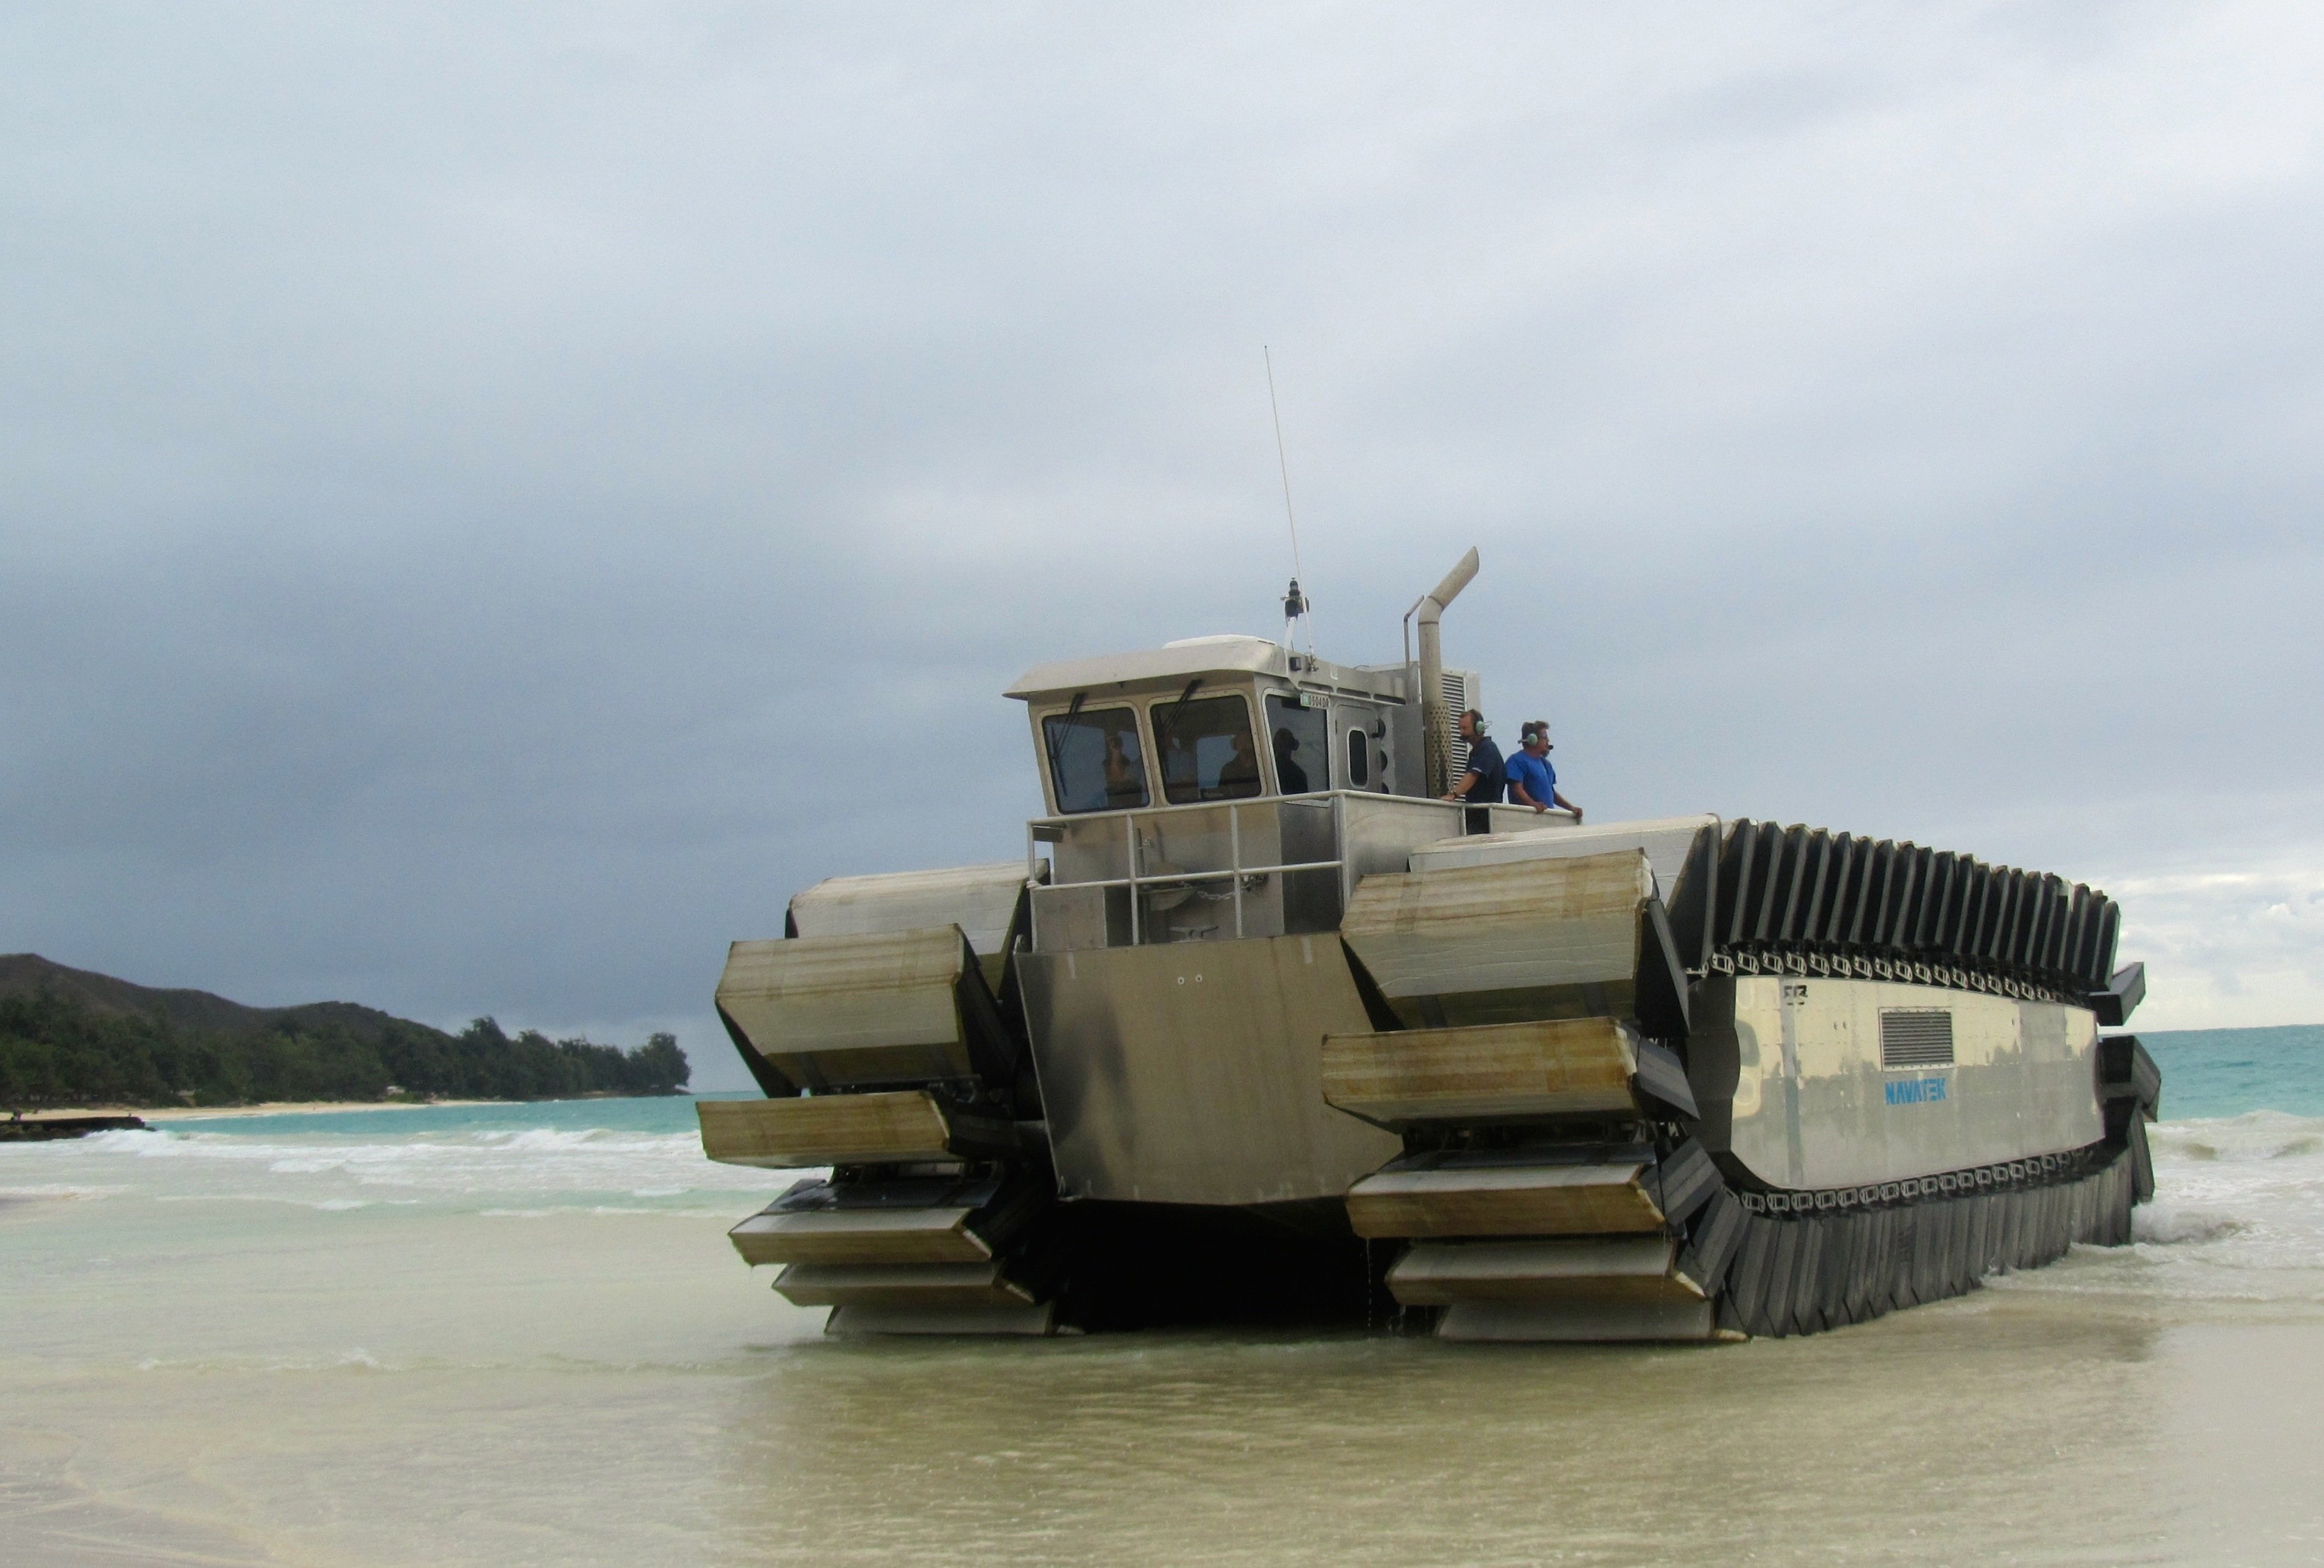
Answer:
[{"xmin": 1440, "ymin": 708, "xmax": 1506, "ymax": 831}]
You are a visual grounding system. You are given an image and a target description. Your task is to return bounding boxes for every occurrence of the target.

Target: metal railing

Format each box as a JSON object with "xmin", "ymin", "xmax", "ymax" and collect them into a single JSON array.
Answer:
[
  {"xmin": 1025, "ymin": 790, "xmax": 1580, "ymax": 950},
  {"xmin": 1027, "ymin": 791, "xmax": 1351, "ymax": 946}
]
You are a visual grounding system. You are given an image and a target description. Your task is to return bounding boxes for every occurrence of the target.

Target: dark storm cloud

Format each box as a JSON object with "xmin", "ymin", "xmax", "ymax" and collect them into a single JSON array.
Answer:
[{"xmin": 5, "ymin": 3, "xmax": 2321, "ymax": 1077}]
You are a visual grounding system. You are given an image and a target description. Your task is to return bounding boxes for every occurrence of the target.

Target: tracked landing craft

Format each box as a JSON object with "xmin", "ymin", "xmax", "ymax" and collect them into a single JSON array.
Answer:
[{"xmin": 698, "ymin": 551, "xmax": 2158, "ymax": 1341}]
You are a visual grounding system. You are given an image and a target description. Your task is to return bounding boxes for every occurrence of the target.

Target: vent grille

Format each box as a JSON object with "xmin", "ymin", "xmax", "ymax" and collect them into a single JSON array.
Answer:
[
  {"xmin": 1441, "ymin": 672, "xmax": 1471, "ymax": 776},
  {"xmin": 1880, "ymin": 1009, "xmax": 1955, "ymax": 1069}
]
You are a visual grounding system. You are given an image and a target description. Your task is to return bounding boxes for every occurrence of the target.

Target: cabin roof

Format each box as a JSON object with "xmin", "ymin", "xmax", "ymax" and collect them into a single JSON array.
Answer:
[
  {"xmin": 1005, "ymin": 636, "xmax": 1409, "ymax": 704},
  {"xmin": 1004, "ymin": 637, "xmax": 1289, "ymax": 700}
]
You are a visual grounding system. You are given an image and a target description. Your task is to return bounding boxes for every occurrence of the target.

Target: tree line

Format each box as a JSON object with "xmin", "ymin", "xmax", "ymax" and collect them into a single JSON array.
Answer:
[{"xmin": 0, "ymin": 988, "xmax": 690, "ymax": 1108}]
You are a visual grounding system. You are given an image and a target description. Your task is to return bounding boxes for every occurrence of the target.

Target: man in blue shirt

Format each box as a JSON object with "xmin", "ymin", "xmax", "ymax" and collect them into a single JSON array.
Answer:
[{"xmin": 1507, "ymin": 720, "xmax": 1582, "ymax": 821}]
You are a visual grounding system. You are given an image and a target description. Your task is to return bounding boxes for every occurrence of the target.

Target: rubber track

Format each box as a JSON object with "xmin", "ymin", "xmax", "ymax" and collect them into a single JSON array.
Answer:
[
  {"xmin": 1667, "ymin": 820, "xmax": 2122, "ymax": 1002},
  {"xmin": 1704, "ymin": 1146, "xmax": 2135, "ymax": 1339}
]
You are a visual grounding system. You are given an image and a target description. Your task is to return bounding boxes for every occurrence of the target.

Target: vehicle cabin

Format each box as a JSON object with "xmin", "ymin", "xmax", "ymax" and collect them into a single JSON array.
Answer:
[
  {"xmin": 1006, "ymin": 636, "xmax": 1544, "ymax": 950},
  {"xmin": 1006, "ymin": 635, "xmax": 1411, "ymax": 815}
]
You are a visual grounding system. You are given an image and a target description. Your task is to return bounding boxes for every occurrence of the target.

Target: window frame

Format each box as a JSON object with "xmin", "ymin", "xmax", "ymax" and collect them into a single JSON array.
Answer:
[
  {"xmin": 1037, "ymin": 703, "xmax": 1154, "ymax": 815},
  {"xmin": 1149, "ymin": 688, "xmax": 1266, "ymax": 806},
  {"xmin": 1262, "ymin": 688, "xmax": 1331, "ymax": 797}
]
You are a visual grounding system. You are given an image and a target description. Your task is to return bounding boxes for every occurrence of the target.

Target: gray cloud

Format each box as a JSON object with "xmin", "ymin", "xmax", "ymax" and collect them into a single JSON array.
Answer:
[{"xmin": 5, "ymin": 3, "xmax": 2321, "ymax": 1079}]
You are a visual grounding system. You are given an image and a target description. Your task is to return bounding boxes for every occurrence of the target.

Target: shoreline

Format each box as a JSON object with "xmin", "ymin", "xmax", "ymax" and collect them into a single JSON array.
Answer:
[
  {"xmin": 13, "ymin": 1095, "xmax": 692, "ymax": 1126},
  {"xmin": 142, "ymin": 1101, "xmax": 499, "ymax": 1122}
]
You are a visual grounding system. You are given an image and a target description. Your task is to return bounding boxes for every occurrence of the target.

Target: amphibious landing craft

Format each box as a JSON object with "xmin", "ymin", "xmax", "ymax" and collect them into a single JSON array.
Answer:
[{"xmin": 698, "ymin": 551, "xmax": 2159, "ymax": 1341}]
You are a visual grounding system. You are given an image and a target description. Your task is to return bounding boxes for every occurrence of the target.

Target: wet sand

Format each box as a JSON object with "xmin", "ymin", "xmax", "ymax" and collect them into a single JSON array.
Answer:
[
  {"xmin": 4, "ymin": 1108, "xmax": 2319, "ymax": 1566},
  {"xmin": 8, "ymin": 1296, "xmax": 2319, "ymax": 1565},
  {"xmin": 5, "ymin": 1213, "xmax": 2318, "ymax": 1565}
]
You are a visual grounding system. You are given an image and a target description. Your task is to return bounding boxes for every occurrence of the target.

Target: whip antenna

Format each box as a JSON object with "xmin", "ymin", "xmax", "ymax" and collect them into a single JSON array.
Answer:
[{"xmin": 1264, "ymin": 346, "xmax": 1315, "ymax": 659}]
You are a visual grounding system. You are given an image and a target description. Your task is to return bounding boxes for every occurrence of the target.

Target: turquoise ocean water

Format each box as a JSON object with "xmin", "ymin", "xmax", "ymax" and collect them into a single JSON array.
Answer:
[{"xmin": 2139, "ymin": 1024, "xmax": 2324, "ymax": 1118}]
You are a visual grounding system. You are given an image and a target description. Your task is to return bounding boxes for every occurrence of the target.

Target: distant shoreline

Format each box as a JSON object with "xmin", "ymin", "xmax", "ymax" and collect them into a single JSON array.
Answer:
[
  {"xmin": 145, "ymin": 1101, "xmax": 497, "ymax": 1122},
  {"xmin": 12, "ymin": 1093, "xmax": 694, "ymax": 1125}
]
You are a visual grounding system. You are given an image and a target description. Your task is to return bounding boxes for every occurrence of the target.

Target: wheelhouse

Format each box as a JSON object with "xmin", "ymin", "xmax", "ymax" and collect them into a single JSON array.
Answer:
[
  {"xmin": 1004, "ymin": 634, "xmax": 1549, "ymax": 950},
  {"xmin": 1008, "ymin": 635, "xmax": 1409, "ymax": 815}
]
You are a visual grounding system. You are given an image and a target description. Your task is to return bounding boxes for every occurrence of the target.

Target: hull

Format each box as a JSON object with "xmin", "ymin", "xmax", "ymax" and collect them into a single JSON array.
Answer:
[
  {"xmin": 1015, "ymin": 936, "xmax": 1401, "ymax": 1205},
  {"xmin": 700, "ymin": 808, "xmax": 2157, "ymax": 1341},
  {"xmin": 1696, "ymin": 975, "xmax": 2105, "ymax": 1191}
]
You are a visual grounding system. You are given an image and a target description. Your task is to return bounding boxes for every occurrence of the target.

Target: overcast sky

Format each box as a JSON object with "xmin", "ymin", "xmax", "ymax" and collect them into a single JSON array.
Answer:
[{"xmin": 5, "ymin": 3, "xmax": 2320, "ymax": 1087}]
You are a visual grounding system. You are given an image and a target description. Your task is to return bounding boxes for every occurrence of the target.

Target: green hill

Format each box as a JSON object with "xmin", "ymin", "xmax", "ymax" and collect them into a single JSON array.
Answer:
[{"xmin": 0, "ymin": 955, "xmax": 689, "ymax": 1109}]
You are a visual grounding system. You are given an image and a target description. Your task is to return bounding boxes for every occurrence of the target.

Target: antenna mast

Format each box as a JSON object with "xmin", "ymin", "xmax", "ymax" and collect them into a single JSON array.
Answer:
[{"xmin": 1264, "ymin": 346, "xmax": 1315, "ymax": 660}]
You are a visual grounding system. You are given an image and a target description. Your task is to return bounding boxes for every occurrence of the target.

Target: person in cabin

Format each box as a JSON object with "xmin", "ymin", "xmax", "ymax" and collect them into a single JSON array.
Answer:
[
  {"xmin": 1101, "ymin": 728, "xmax": 1144, "ymax": 808},
  {"xmin": 1440, "ymin": 708, "xmax": 1506, "ymax": 830},
  {"xmin": 1216, "ymin": 727, "xmax": 1263, "ymax": 796},
  {"xmin": 1272, "ymin": 726, "xmax": 1310, "ymax": 793},
  {"xmin": 1508, "ymin": 720, "xmax": 1582, "ymax": 821}
]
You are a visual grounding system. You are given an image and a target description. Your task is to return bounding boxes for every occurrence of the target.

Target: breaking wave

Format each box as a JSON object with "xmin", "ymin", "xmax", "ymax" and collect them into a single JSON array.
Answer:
[
  {"xmin": 1993, "ymin": 1110, "xmax": 2324, "ymax": 1307},
  {"xmin": 11, "ymin": 1098, "xmax": 2321, "ymax": 1313},
  {"xmin": 0, "ymin": 1112, "xmax": 790, "ymax": 1216}
]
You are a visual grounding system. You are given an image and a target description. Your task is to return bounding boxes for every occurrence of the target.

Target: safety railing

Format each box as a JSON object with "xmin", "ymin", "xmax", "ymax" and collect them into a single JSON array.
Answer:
[
  {"xmin": 1024, "ymin": 790, "xmax": 1573, "ymax": 950},
  {"xmin": 1026, "ymin": 792, "xmax": 1349, "ymax": 947}
]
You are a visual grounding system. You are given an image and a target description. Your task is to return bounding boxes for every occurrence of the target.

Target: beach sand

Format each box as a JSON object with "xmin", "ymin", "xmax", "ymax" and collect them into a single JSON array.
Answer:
[{"xmin": 138, "ymin": 1099, "xmax": 499, "ymax": 1122}]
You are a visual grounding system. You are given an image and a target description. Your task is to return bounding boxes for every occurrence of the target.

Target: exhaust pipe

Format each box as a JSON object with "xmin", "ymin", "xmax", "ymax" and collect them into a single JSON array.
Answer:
[{"xmin": 1410, "ymin": 547, "xmax": 1480, "ymax": 797}]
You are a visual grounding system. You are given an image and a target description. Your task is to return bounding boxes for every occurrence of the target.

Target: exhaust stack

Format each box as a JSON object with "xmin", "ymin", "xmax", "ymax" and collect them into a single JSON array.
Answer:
[{"xmin": 1414, "ymin": 547, "xmax": 1480, "ymax": 797}]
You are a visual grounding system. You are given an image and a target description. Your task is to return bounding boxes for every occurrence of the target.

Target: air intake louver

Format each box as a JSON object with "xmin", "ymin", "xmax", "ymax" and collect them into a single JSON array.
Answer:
[
  {"xmin": 1441, "ymin": 672, "xmax": 1471, "ymax": 777},
  {"xmin": 1880, "ymin": 1010, "xmax": 1955, "ymax": 1069}
]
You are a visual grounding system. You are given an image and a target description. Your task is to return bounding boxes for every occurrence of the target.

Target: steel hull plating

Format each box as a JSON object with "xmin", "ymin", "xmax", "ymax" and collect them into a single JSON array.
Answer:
[
  {"xmin": 1016, "ymin": 936, "xmax": 1401, "ymax": 1205},
  {"xmin": 1692, "ymin": 976, "xmax": 2105, "ymax": 1192}
]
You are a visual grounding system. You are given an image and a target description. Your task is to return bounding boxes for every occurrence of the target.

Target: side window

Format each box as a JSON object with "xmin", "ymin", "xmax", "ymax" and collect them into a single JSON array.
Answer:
[
  {"xmin": 1264, "ymin": 692, "xmax": 1330, "ymax": 795},
  {"xmin": 1345, "ymin": 726, "xmax": 1370, "ymax": 787},
  {"xmin": 1041, "ymin": 706, "xmax": 1148, "ymax": 813},
  {"xmin": 1154, "ymin": 694, "xmax": 1262, "ymax": 804}
]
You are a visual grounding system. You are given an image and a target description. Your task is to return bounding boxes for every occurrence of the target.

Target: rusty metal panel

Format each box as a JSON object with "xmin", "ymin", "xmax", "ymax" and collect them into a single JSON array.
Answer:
[
  {"xmin": 1345, "ymin": 1161, "xmax": 1664, "ymax": 1238},
  {"xmin": 1386, "ymin": 1236, "xmax": 1700, "ymax": 1306},
  {"xmin": 787, "ymin": 862, "xmax": 1029, "ymax": 956},
  {"xmin": 696, "ymin": 1089, "xmax": 983, "ymax": 1168},
  {"xmin": 1403, "ymin": 814, "xmax": 1715, "ymax": 901},
  {"xmin": 1339, "ymin": 849, "xmax": 1651, "ymax": 1008},
  {"xmin": 1320, "ymin": 1016, "xmax": 1638, "ymax": 1128},
  {"xmin": 1016, "ymin": 935, "xmax": 1401, "ymax": 1205},
  {"xmin": 727, "ymin": 1206, "xmax": 991, "ymax": 1266},
  {"xmin": 714, "ymin": 927, "xmax": 973, "ymax": 1091},
  {"xmin": 772, "ymin": 1259, "xmax": 1033, "ymax": 1308}
]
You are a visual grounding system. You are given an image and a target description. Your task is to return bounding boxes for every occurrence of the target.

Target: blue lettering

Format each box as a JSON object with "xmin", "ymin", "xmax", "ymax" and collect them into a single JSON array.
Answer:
[{"xmin": 1885, "ymin": 1077, "xmax": 1949, "ymax": 1105}]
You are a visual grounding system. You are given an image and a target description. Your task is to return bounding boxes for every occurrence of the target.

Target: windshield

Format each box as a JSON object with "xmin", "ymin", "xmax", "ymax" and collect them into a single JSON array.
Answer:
[
  {"xmin": 1265, "ymin": 692, "xmax": 1330, "ymax": 795},
  {"xmin": 1155, "ymin": 694, "xmax": 1262, "ymax": 804},
  {"xmin": 1042, "ymin": 706, "xmax": 1149, "ymax": 813}
]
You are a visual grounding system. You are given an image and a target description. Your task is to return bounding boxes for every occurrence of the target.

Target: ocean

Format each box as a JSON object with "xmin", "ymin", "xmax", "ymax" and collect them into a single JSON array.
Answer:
[{"xmin": 5, "ymin": 1029, "xmax": 2322, "ymax": 1567}]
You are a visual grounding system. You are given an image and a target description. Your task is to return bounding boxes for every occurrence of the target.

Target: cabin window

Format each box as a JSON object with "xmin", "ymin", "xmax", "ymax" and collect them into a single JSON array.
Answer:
[
  {"xmin": 1265, "ymin": 692, "xmax": 1330, "ymax": 795},
  {"xmin": 1345, "ymin": 725, "xmax": 1370, "ymax": 787},
  {"xmin": 1154, "ymin": 694, "xmax": 1263, "ymax": 804},
  {"xmin": 1042, "ymin": 706, "xmax": 1148, "ymax": 813}
]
